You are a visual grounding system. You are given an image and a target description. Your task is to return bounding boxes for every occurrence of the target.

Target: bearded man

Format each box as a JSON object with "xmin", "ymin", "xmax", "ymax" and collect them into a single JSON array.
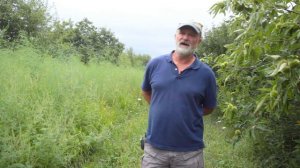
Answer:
[{"xmin": 141, "ymin": 21, "xmax": 217, "ymax": 168}]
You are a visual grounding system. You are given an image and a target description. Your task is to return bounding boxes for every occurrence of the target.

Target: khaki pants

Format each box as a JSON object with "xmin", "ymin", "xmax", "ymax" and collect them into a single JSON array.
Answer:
[{"xmin": 141, "ymin": 143, "xmax": 204, "ymax": 168}]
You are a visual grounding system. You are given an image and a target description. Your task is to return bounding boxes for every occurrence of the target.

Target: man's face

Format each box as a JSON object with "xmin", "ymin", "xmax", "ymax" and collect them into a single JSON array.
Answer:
[{"xmin": 175, "ymin": 26, "xmax": 201, "ymax": 57}]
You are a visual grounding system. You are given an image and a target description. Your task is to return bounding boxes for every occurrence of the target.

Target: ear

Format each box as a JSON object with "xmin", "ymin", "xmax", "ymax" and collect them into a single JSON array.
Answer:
[{"xmin": 197, "ymin": 36, "xmax": 202, "ymax": 44}]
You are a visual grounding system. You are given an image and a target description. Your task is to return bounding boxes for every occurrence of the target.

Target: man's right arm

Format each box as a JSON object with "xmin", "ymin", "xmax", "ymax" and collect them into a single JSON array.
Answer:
[
  {"xmin": 203, "ymin": 107, "xmax": 214, "ymax": 116},
  {"xmin": 142, "ymin": 90, "xmax": 152, "ymax": 104}
]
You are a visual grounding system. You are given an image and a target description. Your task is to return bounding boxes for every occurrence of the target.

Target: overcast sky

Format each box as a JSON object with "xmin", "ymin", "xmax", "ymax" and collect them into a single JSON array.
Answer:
[{"xmin": 48, "ymin": 0, "xmax": 226, "ymax": 57}]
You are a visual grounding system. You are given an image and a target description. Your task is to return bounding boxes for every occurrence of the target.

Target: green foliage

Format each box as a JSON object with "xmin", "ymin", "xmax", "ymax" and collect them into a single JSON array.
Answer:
[
  {"xmin": 119, "ymin": 48, "xmax": 151, "ymax": 68},
  {"xmin": 32, "ymin": 18, "xmax": 125, "ymax": 64},
  {"xmin": 197, "ymin": 22, "xmax": 236, "ymax": 57},
  {"xmin": 0, "ymin": 0, "xmax": 49, "ymax": 41},
  {"xmin": 211, "ymin": 0, "xmax": 300, "ymax": 167},
  {"xmin": 204, "ymin": 117, "xmax": 257, "ymax": 168},
  {"xmin": 70, "ymin": 18, "xmax": 124, "ymax": 64},
  {"xmin": 0, "ymin": 47, "xmax": 146, "ymax": 167}
]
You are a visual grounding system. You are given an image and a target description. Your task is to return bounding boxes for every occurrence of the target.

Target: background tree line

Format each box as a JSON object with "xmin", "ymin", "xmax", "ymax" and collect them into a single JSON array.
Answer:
[{"xmin": 0, "ymin": 0, "xmax": 150, "ymax": 66}]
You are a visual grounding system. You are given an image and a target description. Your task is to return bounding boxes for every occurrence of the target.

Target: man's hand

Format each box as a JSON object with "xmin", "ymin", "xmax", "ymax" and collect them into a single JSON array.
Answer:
[
  {"xmin": 142, "ymin": 90, "xmax": 152, "ymax": 104},
  {"xmin": 203, "ymin": 108, "xmax": 214, "ymax": 116}
]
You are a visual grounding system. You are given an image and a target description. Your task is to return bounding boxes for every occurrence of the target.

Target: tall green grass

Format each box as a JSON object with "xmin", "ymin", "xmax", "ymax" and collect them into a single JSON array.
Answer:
[
  {"xmin": 204, "ymin": 116, "xmax": 257, "ymax": 168},
  {"xmin": 0, "ymin": 47, "xmax": 147, "ymax": 167},
  {"xmin": 0, "ymin": 47, "xmax": 255, "ymax": 167}
]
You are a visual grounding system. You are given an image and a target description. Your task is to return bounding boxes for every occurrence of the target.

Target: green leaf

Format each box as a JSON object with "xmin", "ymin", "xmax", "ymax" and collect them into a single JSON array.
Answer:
[
  {"xmin": 254, "ymin": 96, "xmax": 267, "ymax": 115},
  {"xmin": 267, "ymin": 54, "xmax": 281, "ymax": 60}
]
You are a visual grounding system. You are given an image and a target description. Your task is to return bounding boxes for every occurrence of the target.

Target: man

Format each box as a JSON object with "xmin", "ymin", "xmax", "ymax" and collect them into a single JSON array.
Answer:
[{"xmin": 141, "ymin": 22, "xmax": 217, "ymax": 168}]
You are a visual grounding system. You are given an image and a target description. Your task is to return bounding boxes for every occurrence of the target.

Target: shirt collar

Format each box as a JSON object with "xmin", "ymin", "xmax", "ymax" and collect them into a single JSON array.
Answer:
[{"xmin": 165, "ymin": 50, "xmax": 202, "ymax": 70}]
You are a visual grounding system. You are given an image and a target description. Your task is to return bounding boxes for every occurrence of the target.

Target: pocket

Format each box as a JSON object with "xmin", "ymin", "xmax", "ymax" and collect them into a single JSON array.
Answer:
[
  {"xmin": 144, "ymin": 143, "xmax": 168, "ymax": 160},
  {"xmin": 144, "ymin": 143, "xmax": 157, "ymax": 158},
  {"xmin": 181, "ymin": 149, "xmax": 203, "ymax": 161}
]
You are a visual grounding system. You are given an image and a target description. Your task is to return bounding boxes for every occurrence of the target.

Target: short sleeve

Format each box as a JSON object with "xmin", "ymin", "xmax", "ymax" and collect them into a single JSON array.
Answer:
[{"xmin": 141, "ymin": 61, "xmax": 153, "ymax": 91}]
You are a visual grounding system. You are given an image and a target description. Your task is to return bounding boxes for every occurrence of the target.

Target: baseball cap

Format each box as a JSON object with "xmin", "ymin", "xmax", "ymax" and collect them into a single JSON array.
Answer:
[{"xmin": 177, "ymin": 22, "xmax": 203, "ymax": 36}]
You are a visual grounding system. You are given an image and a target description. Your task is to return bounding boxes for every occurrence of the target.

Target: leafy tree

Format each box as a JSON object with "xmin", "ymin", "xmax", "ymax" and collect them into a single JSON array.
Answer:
[
  {"xmin": 119, "ymin": 48, "xmax": 151, "ymax": 67},
  {"xmin": 36, "ymin": 18, "xmax": 125, "ymax": 64},
  {"xmin": 211, "ymin": 0, "xmax": 300, "ymax": 167},
  {"xmin": 0, "ymin": 0, "xmax": 49, "ymax": 41},
  {"xmin": 197, "ymin": 22, "xmax": 236, "ymax": 57},
  {"xmin": 68, "ymin": 18, "xmax": 124, "ymax": 64},
  {"xmin": 95, "ymin": 27, "xmax": 125, "ymax": 64},
  {"xmin": 31, "ymin": 19, "xmax": 77, "ymax": 57}
]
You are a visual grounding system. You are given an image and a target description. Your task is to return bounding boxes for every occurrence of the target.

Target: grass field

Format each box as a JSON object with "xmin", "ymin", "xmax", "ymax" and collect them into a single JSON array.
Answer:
[{"xmin": 0, "ymin": 47, "xmax": 256, "ymax": 167}]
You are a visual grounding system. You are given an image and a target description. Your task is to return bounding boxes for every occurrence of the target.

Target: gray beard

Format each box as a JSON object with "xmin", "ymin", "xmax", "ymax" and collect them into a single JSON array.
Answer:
[{"xmin": 175, "ymin": 45, "xmax": 195, "ymax": 58}]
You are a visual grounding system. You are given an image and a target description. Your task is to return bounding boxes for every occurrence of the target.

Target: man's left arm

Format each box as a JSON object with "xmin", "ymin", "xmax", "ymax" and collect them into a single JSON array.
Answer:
[{"xmin": 203, "ymin": 69, "xmax": 217, "ymax": 116}]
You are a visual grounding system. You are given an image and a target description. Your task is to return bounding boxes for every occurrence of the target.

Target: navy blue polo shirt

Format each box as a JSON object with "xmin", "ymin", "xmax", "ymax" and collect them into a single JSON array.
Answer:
[{"xmin": 141, "ymin": 52, "xmax": 217, "ymax": 152}]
